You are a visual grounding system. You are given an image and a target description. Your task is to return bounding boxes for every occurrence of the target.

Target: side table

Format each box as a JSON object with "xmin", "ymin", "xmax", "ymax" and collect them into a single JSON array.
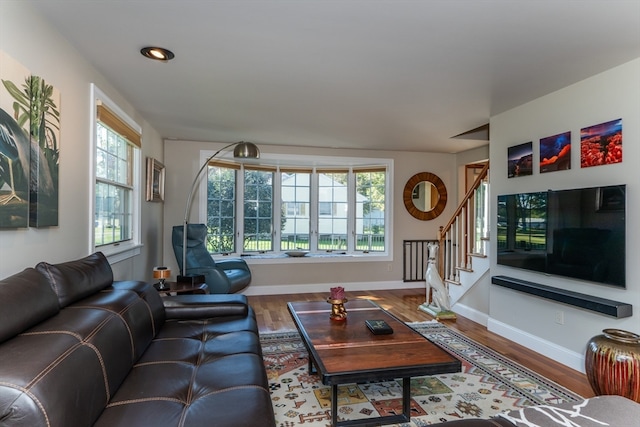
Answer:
[{"xmin": 153, "ymin": 281, "xmax": 209, "ymax": 295}]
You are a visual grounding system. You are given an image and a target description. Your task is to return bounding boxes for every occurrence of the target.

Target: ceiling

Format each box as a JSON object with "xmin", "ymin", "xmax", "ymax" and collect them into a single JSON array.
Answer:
[{"xmin": 27, "ymin": 1, "xmax": 640, "ymax": 154}]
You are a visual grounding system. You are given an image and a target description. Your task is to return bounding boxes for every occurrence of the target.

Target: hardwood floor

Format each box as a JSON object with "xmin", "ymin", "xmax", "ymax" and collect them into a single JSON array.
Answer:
[{"xmin": 247, "ymin": 288, "xmax": 595, "ymax": 398}]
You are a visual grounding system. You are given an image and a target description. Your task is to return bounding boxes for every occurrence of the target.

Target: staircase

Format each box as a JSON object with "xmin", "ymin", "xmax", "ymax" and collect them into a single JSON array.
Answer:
[{"xmin": 437, "ymin": 162, "xmax": 490, "ymax": 306}]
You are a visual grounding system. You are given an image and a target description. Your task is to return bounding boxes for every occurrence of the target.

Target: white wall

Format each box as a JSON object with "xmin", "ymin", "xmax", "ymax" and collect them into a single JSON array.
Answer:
[
  {"xmin": 0, "ymin": 2, "xmax": 164, "ymax": 281},
  {"xmin": 163, "ymin": 139, "xmax": 463, "ymax": 293},
  {"xmin": 489, "ymin": 58, "xmax": 640, "ymax": 372},
  {"xmin": 0, "ymin": 2, "xmax": 487, "ymax": 290}
]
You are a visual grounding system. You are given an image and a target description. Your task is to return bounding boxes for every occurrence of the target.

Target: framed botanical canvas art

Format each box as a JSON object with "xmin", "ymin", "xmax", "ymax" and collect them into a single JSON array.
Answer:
[
  {"xmin": 0, "ymin": 51, "xmax": 31, "ymax": 228},
  {"xmin": 1, "ymin": 50, "xmax": 61, "ymax": 228}
]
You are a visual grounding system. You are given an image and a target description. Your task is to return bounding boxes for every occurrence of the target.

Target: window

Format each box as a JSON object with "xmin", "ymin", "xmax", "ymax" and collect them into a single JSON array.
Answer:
[
  {"xmin": 205, "ymin": 162, "xmax": 237, "ymax": 254},
  {"xmin": 281, "ymin": 170, "xmax": 310, "ymax": 250},
  {"xmin": 355, "ymin": 168, "xmax": 386, "ymax": 252},
  {"xmin": 203, "ymin": 153, "xmax": 391, "ymax": 258},
  {"xmin": 317, "ymin": 170, "xmax": 348, "ymax": 251},
  {"xmin": 90, "ymin": 85, "xmax": 142, "ymax": 262},
  {"xmin": 243, "ymin": 167, "xmax": 274, "ymax": 252}
]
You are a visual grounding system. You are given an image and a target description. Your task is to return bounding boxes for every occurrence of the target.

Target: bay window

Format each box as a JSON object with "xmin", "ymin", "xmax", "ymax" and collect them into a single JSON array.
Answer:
[{"xmin": 203, "ymin": 154, "xmax": 390, "ymax": 257}]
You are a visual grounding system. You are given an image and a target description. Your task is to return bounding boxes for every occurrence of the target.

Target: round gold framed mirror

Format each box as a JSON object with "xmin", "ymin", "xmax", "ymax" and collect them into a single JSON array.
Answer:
[{"xmin": 403, "ymin": 172, "xmax": 447, "ymax": 220}]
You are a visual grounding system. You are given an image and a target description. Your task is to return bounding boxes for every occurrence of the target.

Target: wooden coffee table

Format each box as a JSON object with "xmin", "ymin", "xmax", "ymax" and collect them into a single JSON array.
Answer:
[{"xmin": 287, "ymin": 299, "xmax": 461, "ymax": 426}]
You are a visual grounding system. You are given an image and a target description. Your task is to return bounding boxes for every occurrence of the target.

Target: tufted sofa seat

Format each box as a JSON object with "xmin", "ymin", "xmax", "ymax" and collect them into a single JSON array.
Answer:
[{"xmin": 0, "ymin": 252, "xmax": 275, "ymax": 427}]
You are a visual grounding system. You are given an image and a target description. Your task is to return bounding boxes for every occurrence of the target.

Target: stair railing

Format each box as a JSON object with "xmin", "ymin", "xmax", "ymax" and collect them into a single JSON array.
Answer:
[{"xmin": 438, "ymin": 162, "xmax": 489, "ymax": 285}]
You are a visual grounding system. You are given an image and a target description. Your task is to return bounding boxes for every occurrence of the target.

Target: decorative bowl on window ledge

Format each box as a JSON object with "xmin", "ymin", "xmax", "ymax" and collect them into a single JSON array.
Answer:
[{"xmin": 285, "ymin": 251, "xmax": 309, "ymax": 257}]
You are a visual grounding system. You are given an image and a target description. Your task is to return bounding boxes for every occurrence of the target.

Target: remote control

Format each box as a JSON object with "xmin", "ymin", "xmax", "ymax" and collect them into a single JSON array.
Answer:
[{"xmin": 365, "ymin": 319, "xmax": 393, "ymax": 335}]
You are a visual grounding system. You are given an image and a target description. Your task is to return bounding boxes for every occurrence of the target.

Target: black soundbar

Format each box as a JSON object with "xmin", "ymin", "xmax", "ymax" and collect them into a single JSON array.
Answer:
[{"xmin": 491, "ymin": 275, "xmax": 632, "ymax": 318}]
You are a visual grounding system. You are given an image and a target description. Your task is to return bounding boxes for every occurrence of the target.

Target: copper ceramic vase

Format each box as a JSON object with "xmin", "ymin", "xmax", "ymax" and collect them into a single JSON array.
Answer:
[{"xmin": 585, "ymin": 328, "xmax": 640, "ymax": 403}]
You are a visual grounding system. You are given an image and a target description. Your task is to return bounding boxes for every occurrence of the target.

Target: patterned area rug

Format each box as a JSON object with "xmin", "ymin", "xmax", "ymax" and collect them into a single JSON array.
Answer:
[{"xmin": 260, "ymin": 321, "xmax": 583, "ymax": 426}]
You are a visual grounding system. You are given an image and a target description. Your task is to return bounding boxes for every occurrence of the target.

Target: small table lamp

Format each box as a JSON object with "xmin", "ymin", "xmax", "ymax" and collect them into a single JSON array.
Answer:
[{"xmin": 153, "ymin": 266, "xmax": 171, "ymax": 290}]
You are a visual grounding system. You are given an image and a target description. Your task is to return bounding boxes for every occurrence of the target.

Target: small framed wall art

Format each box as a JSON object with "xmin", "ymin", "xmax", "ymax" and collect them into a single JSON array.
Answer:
[
  {"xmin": 507, "ymin": 141, "xmax": 533, "ymax": 178},
  {"xmin": 146, "ymin": 157, "xmax": 165, "ymax": 202},
  {"xmin": 540, "ymin": 131, "xmax": 571, "ymax": 173},
  {"xmin": 580, "ymin": 118, "xmax": 622, "ymax": 168}
]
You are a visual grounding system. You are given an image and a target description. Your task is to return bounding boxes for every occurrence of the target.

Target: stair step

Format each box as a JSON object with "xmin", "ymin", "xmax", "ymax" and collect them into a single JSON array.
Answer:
[
  {"xmin": 455, "ymin": 266, "xmax": 473, "ymax": 273},
  {"xmin": 445, "ymin": 279, "xmax": 462, "ymax": 286},
  {"xmin": 469, "ymin": 252, "xmax": 487, "ymax": 258}
]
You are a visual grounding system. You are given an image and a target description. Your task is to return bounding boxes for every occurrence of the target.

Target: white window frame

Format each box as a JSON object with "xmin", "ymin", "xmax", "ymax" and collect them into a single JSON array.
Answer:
[
  {"xmin": 89, "ymin": 84, "xmax": 142, "ymax": 263},
  {"xmin": 198, "ymin": 151, "xmax": 393, "ymax": 263}
]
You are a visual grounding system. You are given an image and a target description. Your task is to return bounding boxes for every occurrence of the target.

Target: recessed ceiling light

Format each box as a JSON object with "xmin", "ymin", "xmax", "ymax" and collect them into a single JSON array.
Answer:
[{"xmin": 140, "ymin": 46, "xmax": 175, "ymax": 62}]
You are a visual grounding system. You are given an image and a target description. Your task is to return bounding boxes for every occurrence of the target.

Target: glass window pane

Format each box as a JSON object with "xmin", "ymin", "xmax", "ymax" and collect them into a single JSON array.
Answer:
[
  {"xmin": 206, "ymin": 166, "xmax": 236, "ymax": 254},
  {"xmin": 94, "ymin": 181, "xmax": 132, "ymax": 247},
  {"xmin": 317, "ymin": 172, "xmax": 349, "ymax": 251},
  {"xmin": 96, "ymin": 148, "xmax": 107, "ymax": 179},
  {"xmin": 107, "ymin": 131, "xmax": 117, "ymax": 157},
  {"xmin": 118, "ymin": 136, "xmax": 128, "ymax": 158},
  {"xmin": 355, "ymin": 170, "xmax": 386, "ymax": 252},
  {"xmin": 96, "ymin": 124, "xmax": 107, "ymax": 149},
  {"xmin": 243, "ymin": 170, "xmax": 273, "ymax": 252},
  {"xmin": 94, "ymin": 118, "xmax": 136, "ymax": 247},
  {"xmin": 117, "ymin": 159, "xmax": 127, "ymax": 185},
  {"xmin": 281, "ymin": 171, "xmax": 311, "ymax": 251}
]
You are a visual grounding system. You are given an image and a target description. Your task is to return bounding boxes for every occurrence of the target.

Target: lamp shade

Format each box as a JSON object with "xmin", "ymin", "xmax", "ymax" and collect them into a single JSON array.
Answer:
[
  {"xmin": 233, "ymin": 141, "xmax": 260, "ymax": 159},
  {"xmin": 153, "ymin": 266, "xmax": 171, "ymax": 279}
]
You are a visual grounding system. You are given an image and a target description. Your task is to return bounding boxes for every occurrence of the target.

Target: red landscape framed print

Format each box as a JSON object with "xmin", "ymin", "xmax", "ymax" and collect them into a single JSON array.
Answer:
[{"xmin": 580, "ymin": 118, "xmax": 622, "ymax": 168}]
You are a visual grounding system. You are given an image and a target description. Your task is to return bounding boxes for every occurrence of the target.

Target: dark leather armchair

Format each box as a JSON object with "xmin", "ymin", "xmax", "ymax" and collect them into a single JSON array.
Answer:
[{"xmin": 172, "ymin": 224, "xmax": 252, "ymax": 293}]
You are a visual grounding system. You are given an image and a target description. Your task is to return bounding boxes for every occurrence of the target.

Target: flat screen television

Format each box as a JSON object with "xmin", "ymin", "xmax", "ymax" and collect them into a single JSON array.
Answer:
[{"xmin": 497, "ymin": 184, "xmax": 625, "ymax": 288}]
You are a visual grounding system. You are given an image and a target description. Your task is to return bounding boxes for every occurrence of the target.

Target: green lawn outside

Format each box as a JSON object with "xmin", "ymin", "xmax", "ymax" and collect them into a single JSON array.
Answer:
[
  {"xmin": 496, "ymin": 226, "xmax": 546, "ymax": 250},
  {"xmin": 210, "ymin": 235, "xmax": 386, "ymax": 253}
]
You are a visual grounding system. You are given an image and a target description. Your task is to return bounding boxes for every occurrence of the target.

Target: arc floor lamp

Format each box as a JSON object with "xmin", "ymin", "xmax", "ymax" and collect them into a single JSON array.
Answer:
[{"xmin": 178, "ymin": 141, "xmax": 260, "ymax": 281}]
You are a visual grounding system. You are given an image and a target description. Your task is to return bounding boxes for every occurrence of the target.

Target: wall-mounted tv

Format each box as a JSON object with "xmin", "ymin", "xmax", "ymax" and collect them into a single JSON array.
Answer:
[{"xmin": 497, "ymin": 184, "xmax": 625, "ymax": 288}]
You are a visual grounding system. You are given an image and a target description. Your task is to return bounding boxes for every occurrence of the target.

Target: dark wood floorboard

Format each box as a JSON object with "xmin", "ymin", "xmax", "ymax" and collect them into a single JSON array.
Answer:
[{"xmin": 247, "ymin": 288, "xmax": 595, "ymax": 398}]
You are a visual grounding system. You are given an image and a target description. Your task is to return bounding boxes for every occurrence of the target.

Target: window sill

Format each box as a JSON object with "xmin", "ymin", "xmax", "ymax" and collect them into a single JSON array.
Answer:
[
  {"xmin": 217, "ymin": 252, "xmax": 391, "ymax": 264},
  {"xmin": 98, "ymin": 243, "xmax": 143, "ymax": 264}
]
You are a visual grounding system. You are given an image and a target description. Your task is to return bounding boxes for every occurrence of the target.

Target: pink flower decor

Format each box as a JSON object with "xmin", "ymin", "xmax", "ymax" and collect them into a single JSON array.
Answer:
[{"xmin": 330, "ymin": 286, "xmax": 345, "ymax": 300}]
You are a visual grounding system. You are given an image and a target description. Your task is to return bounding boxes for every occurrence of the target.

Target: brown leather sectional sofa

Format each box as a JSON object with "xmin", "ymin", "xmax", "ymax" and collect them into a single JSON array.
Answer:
[
  {"xmin": 0, "ymin": 252, "xmax": 275, "ymax": 427},
  {"xmin": 2, "ymin": 252, "xmax": 639, "ymax": 427}
]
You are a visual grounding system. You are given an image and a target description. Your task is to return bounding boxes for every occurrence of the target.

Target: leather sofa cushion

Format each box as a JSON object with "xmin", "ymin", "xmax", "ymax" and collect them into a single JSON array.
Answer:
[
  {"xmin": 0, "ymin": 268, "xmax": 59, "ymax": 343},
  {"xmin": 36, "ymin": 252, "xmax": 114, "ymax": 307},
  {"xmin": 0, "ymin": 280, "xmax": 166, "ymax": 426},
  {"xmin": 0, "ymin": 253, "xmax": 275, "ymax": 427},
  {"xmin": 163, "ymin": 294, "xmax": 249, "ymax": 319},
  {"xmin": 94, "ymin": 315, "xmax": 273, "ymax": 427}
]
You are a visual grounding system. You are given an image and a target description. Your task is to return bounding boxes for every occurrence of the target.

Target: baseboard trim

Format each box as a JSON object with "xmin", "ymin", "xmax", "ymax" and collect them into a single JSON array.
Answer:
[
  {"xmin": 487, "ymin": 317, "xmax": 586, "ymax": 373},
  {"xmin": 452, "ymin": 303, "xmax": 489, "ymax": 327},
  {"xmin": 243, "ymin": 280, "xmax": 423, "ymax": 296}
]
